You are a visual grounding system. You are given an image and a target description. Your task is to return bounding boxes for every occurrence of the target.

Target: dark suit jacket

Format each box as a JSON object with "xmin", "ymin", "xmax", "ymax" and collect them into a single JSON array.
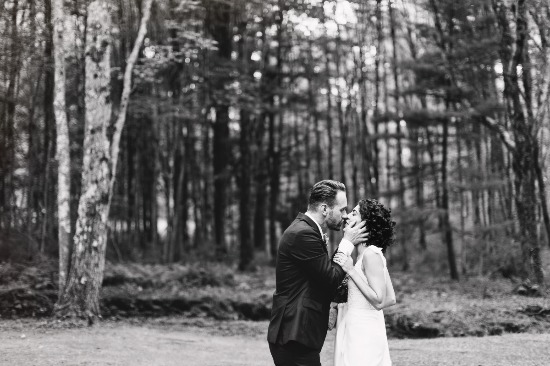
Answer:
[{"xmin": 267, "ymin": 213, "xmax": 346, "ymax": 351}]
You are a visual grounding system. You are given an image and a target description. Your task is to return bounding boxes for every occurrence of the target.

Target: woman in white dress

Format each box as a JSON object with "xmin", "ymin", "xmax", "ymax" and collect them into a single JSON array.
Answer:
[{"xmin": 333, "ymin": 199, "xmax": 397, "ymax": 366}]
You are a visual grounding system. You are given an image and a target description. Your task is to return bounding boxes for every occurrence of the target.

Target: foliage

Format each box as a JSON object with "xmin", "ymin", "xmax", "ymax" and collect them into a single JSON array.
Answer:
[{"xmin": 0, "ymin": 0, "xmax": 549, "ymax": 292}]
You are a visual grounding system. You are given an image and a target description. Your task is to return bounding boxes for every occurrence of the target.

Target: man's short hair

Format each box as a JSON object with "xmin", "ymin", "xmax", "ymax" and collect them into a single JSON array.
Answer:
[{"xmin": 308, "ymin": 180, "xmax": 346, "ymax": 209}]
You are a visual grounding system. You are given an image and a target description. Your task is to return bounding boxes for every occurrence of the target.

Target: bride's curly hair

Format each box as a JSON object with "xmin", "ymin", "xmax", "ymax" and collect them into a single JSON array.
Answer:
[
  {"xmin": 332, "ymin": 198, "xmax": 396, "ymax": 303},
  {"xmin": 357, "ymin": 198, "xmax": 396, "ymax": 254}
]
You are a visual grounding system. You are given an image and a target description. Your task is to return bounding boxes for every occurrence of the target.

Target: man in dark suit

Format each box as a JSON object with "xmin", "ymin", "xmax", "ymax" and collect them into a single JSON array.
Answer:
[{"xmin": 268, "ymin": 180, "xmax": 368, "ymax": 366}]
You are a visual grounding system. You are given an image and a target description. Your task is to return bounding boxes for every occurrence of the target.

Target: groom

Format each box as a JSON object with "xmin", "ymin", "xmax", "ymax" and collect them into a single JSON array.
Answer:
[{"xmin": 268, "ymin": 180, "xmax": 368, "ymax": 366}]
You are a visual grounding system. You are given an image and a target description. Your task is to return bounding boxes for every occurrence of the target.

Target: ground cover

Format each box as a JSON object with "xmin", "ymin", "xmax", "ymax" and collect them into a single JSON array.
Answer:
[{"xmin": 1, "ymin": 260, "xmax": 550, "ymax": 339}]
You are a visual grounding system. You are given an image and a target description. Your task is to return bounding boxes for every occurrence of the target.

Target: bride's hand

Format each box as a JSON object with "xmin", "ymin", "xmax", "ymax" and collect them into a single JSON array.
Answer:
[{"xmin": 334, "ymin": 253, "xmax": 354, "ymax": 273}]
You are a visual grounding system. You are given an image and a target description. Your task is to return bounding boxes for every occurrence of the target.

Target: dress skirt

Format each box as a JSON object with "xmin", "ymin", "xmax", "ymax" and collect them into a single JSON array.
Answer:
[{"xmin": 334, "ymin": 303, "xmax": 391, "ymax": 366}]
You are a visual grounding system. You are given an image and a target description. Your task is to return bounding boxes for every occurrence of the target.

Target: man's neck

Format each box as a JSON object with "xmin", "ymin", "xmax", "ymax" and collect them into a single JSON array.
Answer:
[{"xmin": 305, "ymin": 211, "xmax": 326, "ymax": 232}]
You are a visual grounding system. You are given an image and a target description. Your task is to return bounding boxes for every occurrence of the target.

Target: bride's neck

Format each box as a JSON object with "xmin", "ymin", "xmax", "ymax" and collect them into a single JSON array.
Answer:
[{"xmin": 357, "ymin": 244, "xmax": 367, "ymax": 256}]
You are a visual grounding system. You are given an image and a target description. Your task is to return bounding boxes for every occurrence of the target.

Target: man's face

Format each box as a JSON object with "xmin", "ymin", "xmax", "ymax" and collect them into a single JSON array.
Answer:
[{"xmin": 325, "ymin": 191, "xmax": 348, "ymax": 231}]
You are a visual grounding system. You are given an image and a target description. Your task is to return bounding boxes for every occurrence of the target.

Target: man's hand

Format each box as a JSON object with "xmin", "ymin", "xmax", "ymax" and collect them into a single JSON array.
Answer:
[
  {"xmin": 343, "ymin": 220, "xmax": 369, "ymax": 246},
  {"xmin": 333, "ymin": 253, "xmax": 354, "ymax": 273}
]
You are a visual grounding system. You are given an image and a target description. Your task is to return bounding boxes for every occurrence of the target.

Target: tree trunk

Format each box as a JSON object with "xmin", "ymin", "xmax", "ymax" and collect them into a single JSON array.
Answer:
[
  {"xmin": 404, "ymin": 15, "xmax": 427, "ymax": 250},
  {"xmin": 239, "ymin": 110, "xmax": 253, "ymax": 270},
  {"xmin": 213, "ymin": 106, "xmax": 230, "ymax": 255},
  {"xmin": 428, "ymin": 0, "xmax": 460, "ymax": 280},
  {"xmin": 382, "ymin": 43, "xmax": 392, "ymax": 206},
  {"xmin": 372, "ymin": 0, "xmax": 383, "ymax": 196},
  {"xmin": 150, "ymin": 104, "xmax": 159, "ymax": 253},
  {"xmin": 334, "ymin": 25, "xmax": 347, "ymax": 185},
  {"xmin": 456, "ymin": 123, "xmax": 466, "ymax": 274},
  {"xmin": 357, "ymin": 44, "xmax": 374, "ymax": 196},
  {"xmin": 55, "ymin": 0, "xmax": 153, "ymax": 321},
  {"xmin": 71, "ymin": 10, "xmax": 87, "ymax": 245},
  {"xmin": 307, "ymin": 41, "xmax": 322, "ymax": 180},
  {"xmin": 493, "ymin": 0, "xmax": 545, "ymax": 285},
  {"xmin": 41, "ymin": 0, "xmax": 56, "ymax": 252},
  {"xmin": 169, "ymin": 139, "xmax": 186, "ymax": 262},
  {"xmin": 268, "ymin": 111, "xmax": 281, "ymax": 261},
  {"xmin": 254, "ymin": 118, "xmax": 267, "ymax": 252},
  {"xmin": 26, "ymin": 0, "xmax": 40, "ymax": 240},
  {"xmin": 55, "ymin": 2, "xmax": 113, "ymax": 321},
  {"xmin": 411, "ymin": 128, "xmax": 427, "ymax": 250},
  {"xmin": 324, "ymin": 50, "xmax": 334, "ymax": 179},
  {"xmin": 269, "ymin": 7, "xmax": 285, "ymax": 260},
  {"xmin": 1, "ymin": 0, "xmax": 20, "ymax": 229},
  {"xmin": 388, "ymin": 0, "xmax": 408, "ymax": 271},
  {"xmin": 207, "ymin": 2, "xmax": 233, "ymax": 256},
  {"xmin": 126, "ymin": 116, "xmax": 136, "ymax": 251},
  {"xmin": 442, "ymin": 118, "xmax": 459, "ymax": 280},
  {"xmin": 254, "ymin": 165, "xmax": 268, "ymax": 252},
  {"xmin": 236, "ymin": 10, "xmax": 254, "ymax": 269},
  {"xmin": 53, "ymin": 0, "xmax": 72, "ymax": 293},
  {"xmin": 535, "ymin": 158, "xmax": 550, "ymax": 247},
  {"xmin": 202, "ymin": 113, "xmax": 213, "ymax": 246}
]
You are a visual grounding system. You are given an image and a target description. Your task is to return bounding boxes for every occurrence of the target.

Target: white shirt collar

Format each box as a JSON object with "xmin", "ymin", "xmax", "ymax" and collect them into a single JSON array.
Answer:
[{"xmin": 305, "ymin": 212, "xmax": 324, "ymax": 236}]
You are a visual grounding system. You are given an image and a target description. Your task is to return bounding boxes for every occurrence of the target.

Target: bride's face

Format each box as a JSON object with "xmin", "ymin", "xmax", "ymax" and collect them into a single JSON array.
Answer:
[{"xmin": 346, "ymin": 205, "xmax": 361, "ymax": 227}]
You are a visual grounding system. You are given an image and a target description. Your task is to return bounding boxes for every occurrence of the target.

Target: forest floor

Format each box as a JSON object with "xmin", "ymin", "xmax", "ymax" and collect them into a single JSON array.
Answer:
[
  {"xmin": 1, "ymin": 258, "xmax": 550, "ymax": 339},
  {"xmin": 0, "ymin": 317, "xmax": 549, "ymax": 365}
]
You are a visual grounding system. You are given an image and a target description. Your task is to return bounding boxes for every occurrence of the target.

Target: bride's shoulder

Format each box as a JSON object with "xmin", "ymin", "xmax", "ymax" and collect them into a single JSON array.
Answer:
[
  {"xmin": 361, "ymin": 246, "xmax": 385, "ymax": 266},
  {"xmin": 367, "ymin": 245, "xmax": 383, "ymax": 255}
]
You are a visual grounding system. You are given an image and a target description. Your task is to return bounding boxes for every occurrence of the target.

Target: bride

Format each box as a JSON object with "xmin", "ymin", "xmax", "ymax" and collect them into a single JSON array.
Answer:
[{"xmin": 332, "ymin": 199, "xmax": 397, "ymax": 366}]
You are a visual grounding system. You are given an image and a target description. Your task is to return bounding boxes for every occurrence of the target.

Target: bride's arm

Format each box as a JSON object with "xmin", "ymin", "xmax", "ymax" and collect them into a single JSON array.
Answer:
[
  {"xmin": 345, "ymin": 250, "xmax": 386, "ymax": 310},
  {"xmin": 379, "ymin": 267, "xmax": 396, "ymax": 309}
]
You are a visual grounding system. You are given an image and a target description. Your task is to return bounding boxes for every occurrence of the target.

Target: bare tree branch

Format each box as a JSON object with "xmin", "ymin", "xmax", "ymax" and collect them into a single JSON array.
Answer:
[
  {"xmin": 110, "ymin": 0, "xmax": 154, "ymax": 193},
  {"xmin": 479, "ymin": 116, "xmax": 516, "ymax": 151}
]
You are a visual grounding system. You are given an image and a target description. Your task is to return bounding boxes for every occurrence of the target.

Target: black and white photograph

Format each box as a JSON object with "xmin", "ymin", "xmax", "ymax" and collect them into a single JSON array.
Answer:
[{"xmin": 0, "ymin": 0, "xmax": 549, "ymax": 365}]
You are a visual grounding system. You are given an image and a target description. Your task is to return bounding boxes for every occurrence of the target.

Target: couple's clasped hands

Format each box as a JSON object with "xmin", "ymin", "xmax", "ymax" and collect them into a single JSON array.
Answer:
[
  {"xmin": 334, "ymin": 252, "xmax": 353, "ymax": 272},
  {"xmin": 334, "ymin": 220, "xmax": 369, "ymax": 272}
]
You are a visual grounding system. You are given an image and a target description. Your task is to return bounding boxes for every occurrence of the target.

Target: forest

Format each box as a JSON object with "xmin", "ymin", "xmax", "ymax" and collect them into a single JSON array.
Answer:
[{"xmin": 0, "ymin": 0, "xmax": 549, "ymax": 324}]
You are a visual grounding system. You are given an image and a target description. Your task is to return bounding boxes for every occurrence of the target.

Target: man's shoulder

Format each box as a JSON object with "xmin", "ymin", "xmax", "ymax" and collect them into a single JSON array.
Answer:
[
  {"xmin": 284, "ymin": 217, "xmax": 316, "ymax": 236},
  {"xmin": 279, "ymin": 219, "xmax": 320, "ymax": 253}
]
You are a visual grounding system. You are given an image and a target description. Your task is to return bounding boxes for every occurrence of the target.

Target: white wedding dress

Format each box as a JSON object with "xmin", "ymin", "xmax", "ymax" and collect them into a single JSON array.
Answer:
[{"xmin": 334, "ymin": 245, "xmax": 391, "ymax": 366}]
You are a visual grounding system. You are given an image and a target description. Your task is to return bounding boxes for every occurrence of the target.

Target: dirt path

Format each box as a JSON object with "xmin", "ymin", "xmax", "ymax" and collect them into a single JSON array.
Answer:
[{"xmin": 0, "ymin": 320, "xmax": 548, "ymax": 365}]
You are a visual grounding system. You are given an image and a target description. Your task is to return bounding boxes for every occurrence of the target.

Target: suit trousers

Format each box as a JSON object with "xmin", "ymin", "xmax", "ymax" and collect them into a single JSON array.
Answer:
[{"xmin": 269, "ymin": 341, "xmax": 321, "ymax": 366}]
